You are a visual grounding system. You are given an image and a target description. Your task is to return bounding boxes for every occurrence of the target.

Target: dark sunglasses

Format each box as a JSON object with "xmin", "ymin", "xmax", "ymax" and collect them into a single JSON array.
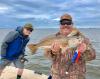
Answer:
[
  {"xmin": 60, "ymin": 19, "xmax": 72, "ymax": 25},
  {"xmin": 26, "ymin": 28, "xmax": 33, "ymax": 32}
]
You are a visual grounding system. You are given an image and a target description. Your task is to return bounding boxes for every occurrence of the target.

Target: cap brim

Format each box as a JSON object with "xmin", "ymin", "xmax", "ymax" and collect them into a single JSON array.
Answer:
[{"xmin": 25, "ymin": 27, "xmax": 33, "ymax": 30}]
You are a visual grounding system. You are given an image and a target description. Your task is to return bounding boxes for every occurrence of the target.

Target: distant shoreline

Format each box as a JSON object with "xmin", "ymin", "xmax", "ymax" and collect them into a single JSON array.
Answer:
[{"xmin": 0, "ymin": 28, "xmax": 100, "ymax": 29}]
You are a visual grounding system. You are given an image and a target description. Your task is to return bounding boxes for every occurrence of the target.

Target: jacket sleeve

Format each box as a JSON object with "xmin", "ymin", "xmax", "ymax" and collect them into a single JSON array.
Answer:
[
  {"xmin": 75, "ymin": 30, "xmax": 96, "ymax": 61},
  {"xmin": 82, "ymin": 43, "xmax": 96, "ymax": 61},
  {"xmin": 21, "ymin": 37, "xmax": 30, "ymax": 55},
  {"xmin": 1, "ymin": 31, "xmax": 19, "ymax": 57},
  {"xmin": 81, "ymin": 37, "xmax": 96, "ymax": 61}
]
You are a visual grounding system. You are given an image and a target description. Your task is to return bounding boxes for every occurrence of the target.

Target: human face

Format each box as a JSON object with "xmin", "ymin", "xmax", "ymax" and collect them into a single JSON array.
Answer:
[
  {"xmin": 60, "ymin": 24, "xmax": 73, "ymax": 36},
  {"xmin": 60, "ymin": 19, "xmax": 73, "ymax": 36},
  {"xmin": 23, "ymin": 28, "xmax": 33, "ymax": 36}
]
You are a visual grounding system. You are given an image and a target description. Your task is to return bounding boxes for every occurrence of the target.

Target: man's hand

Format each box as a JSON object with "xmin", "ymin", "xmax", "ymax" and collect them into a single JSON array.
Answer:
[
  {"xmin": 51, "ymin": 40, "xmax": 61, "ymax": 54},
  {"xmin": 77, "ymin": 42, "xmax": 87, "ymax": 53},
  {"xmin": 77, "ymin": 37, "xmax": 91, "ymax": 53}
]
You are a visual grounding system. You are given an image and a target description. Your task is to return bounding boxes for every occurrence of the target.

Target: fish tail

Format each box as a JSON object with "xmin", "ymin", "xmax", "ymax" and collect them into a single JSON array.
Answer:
[{"xmin": 27, "ymin": 44, "xmax": 38, "ymax": 54}]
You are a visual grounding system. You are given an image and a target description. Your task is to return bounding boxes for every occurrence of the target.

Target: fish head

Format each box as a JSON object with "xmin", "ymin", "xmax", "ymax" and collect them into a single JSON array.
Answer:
[{"xmin": 68, "ymin": 36, "xmax": 84, "ymax": 47}]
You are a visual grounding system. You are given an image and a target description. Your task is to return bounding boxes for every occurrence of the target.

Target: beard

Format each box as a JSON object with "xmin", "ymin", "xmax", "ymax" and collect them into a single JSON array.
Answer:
[{"xmin": 60, "ymin": 28, "xmax": 72, "ymax": 36}]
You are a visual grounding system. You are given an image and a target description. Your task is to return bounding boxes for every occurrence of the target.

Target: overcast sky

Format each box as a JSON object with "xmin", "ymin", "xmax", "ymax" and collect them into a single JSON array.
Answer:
[{"xmin": 0, "ymin": 0, "xmax": 99, "ymax": 28}]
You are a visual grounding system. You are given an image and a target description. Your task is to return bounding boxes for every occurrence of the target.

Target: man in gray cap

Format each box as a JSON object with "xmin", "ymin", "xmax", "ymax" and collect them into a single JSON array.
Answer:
[{"xmin": 0, "ymin": 23, "xmax": 33, "ymax": 79}]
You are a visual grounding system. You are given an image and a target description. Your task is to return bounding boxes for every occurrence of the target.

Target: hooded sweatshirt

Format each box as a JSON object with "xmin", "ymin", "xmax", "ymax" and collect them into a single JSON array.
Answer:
[{"xmin": 1, "ymin": 27, "xmax": 30, "ymax": 60}]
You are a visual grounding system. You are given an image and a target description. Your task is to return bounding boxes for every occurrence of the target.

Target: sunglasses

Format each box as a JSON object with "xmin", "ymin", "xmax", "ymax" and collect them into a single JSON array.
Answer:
[
  {"xmin": 26, "ymin": 28, "xmax": 33, "ymax": 32},
  {"xmin": 60, "ymin": 19, "xmax": 72, "ymax": 25}
]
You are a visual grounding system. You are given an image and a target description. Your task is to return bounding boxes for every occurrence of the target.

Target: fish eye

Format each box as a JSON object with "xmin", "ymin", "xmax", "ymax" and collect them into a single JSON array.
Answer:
[{"xmin": 76, "ymin": 37, "xmax": 79, "ymax": 39}]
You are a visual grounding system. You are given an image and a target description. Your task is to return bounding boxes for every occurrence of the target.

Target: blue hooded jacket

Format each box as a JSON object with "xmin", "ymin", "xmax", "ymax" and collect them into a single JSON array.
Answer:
[{"xmin": 1, "ymin": 27, "xmax": 30, "ymax": 60}]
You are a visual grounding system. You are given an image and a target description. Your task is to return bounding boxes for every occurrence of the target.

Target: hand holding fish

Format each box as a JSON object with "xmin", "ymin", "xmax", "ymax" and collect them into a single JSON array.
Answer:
[
  {"xmin": 77, "ymin": 37, "xmax": 91, "ymax": 53},
  {"xmin": 77, "ymin": 42, "xmax": 87, "ymax": 53},
  {"xmin": 51, "ymin": 40, "xmax": 61, "ymax": 54}
]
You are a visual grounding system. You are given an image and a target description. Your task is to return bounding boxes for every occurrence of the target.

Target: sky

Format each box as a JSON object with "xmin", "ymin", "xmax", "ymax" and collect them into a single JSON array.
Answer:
[{"xmin": 0, "ymin": 0, "xmax": 100, "ymax": 28}]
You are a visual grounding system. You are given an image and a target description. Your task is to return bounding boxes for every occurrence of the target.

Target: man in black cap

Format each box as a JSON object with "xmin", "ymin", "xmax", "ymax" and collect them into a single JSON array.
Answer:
[{"xmin": 0, "ymin": 23, "xmax": 33, "ymax": 79}]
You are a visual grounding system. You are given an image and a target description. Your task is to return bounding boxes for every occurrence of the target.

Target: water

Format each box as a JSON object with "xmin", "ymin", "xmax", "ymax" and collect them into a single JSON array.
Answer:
[{"xmin": 0, "ymin": 28, "xmax": 100, "ymax": 79}]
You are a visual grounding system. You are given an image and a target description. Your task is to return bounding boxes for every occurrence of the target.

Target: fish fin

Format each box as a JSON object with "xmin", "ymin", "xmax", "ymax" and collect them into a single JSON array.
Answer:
[{"xmin": 27, "ymin": 44, "xmax": 38, "ymax": 54}]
